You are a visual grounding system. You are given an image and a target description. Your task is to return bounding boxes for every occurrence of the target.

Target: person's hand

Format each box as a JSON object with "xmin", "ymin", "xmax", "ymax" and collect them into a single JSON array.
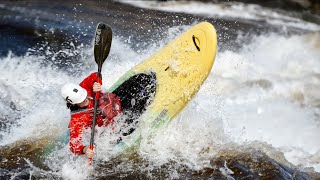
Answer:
[
  {"xmin": 93, "ymin": 82, "xmax": 102, "ymax": 92},
  {"xmin": 83, "ymin": 146, "xmax": 94, "ymax": 159}
]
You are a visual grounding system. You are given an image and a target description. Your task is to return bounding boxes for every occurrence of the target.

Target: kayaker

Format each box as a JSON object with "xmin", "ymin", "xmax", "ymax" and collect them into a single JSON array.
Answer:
[{"xmin": 61, "ymin": 72, "xmax": 122, "ymax": 158}]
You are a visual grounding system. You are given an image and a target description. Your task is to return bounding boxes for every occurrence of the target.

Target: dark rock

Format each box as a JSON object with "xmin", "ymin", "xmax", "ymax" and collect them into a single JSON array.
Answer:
[
  {"xmin": 209, "ymin": 148, "xmax": 320, "ymax": 179},
  {"xmin": 0, "ymin": 169, "xmax": 11, "ymax": 180}
]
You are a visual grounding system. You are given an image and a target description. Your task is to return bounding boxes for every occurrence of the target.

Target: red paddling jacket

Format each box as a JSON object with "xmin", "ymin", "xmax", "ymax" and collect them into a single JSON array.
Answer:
[{"xmin": 68, "ymin": 73, "xmax": 122, "ymax": 155}]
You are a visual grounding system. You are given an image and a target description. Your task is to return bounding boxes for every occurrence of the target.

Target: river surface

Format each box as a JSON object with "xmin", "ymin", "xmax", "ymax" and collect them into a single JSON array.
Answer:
[{"xmin": 0, "ymin": 0, "xmax": 320, "ymax": 179}]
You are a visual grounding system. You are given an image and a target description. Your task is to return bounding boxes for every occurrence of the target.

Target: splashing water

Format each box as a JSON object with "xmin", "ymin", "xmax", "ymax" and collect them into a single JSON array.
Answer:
[{"xmin": 1, "ymin": 3, "xmax": 320, "ymax": 178}]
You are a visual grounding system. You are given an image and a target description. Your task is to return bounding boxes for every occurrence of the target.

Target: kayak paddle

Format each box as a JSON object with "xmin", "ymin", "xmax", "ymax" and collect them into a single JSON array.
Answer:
[{"xmin": 89, "ymin": 22, "xmax": 112, "ymax": 165}]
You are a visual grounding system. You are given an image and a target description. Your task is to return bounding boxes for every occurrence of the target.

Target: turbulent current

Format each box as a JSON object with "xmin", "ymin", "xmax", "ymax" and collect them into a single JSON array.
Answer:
[{"xmin": 0, "ymin": 0, "xmax": 320, "ymax": 179}]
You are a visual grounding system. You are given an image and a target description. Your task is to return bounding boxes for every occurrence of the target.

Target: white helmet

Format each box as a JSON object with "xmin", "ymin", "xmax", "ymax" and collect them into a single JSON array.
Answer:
[{"xmin": 61, "ymin": 83, "xmax": 87, "ymax": 104}]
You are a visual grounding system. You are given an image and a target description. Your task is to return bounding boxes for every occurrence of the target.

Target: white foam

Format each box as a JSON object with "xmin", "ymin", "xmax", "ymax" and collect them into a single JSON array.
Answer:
[
  {"xmin": 205, "ymin": 32, "xmax": 320, "ymax": 170},
  {"xmin": 0, "ymin": 52, "xmax": 72, "ymax": 145},
  {"xmin": 1, "ymin": 23, "xmax": 320, "ymax": 178}
]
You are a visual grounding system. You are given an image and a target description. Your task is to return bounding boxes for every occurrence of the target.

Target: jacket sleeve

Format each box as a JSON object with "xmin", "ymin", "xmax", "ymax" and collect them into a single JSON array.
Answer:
[
  {"xmin": 79, "ymin": 72, "xmax": 99, "ymax": 97},
  {"xmin": 68, "ymin": 115, "xmax": 86, "ymax": 155}
]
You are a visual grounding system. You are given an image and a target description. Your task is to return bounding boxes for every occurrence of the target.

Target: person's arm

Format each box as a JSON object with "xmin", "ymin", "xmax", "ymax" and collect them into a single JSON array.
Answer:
[
  {"xmin": 69, "ymin": 124, "xmax": 84, "ymax": 155},
  {"xmin": 69, "ymin": 116, "xmax": 86, "ymax": 155},
  {"xmin": 69, "ymin": 112, "xmax": 96, "ymax": 158}
]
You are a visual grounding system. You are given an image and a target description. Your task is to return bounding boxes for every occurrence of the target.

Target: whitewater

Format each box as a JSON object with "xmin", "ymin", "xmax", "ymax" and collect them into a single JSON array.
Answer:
[{"xmin": 1, "ymin": 0, "xmax": 320, "ymax": 179}]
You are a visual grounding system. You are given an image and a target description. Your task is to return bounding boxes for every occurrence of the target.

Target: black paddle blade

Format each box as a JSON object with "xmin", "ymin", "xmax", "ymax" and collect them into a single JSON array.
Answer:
[{"xmin": 94, "ymin": 23, "xmax": 112, "ymax": 72}]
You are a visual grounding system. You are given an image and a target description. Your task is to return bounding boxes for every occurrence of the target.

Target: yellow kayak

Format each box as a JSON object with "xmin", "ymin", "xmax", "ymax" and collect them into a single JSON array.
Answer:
[{"xmin": 110, "ymin": 22, "xmax": 217, "ymax": 151}]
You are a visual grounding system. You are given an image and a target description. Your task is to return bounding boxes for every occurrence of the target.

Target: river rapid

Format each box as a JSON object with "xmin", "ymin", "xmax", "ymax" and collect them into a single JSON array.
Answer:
[{"xmin": 0, "ymin": 0, "xmax": 320, "ymax": 179}]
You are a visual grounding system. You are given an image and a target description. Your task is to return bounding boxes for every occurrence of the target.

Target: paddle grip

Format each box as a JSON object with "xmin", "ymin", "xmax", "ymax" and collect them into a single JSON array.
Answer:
[
  {"xmin": 95, "ymin": 76, "xmax": 102, "ymax": 100},
  {"xmin": 88, "ymin": 74, "xmax": 102, "ymax": 165},
  {"xmin": 90, "ymin": 76, "xmax": 102, "ymax": 149}
]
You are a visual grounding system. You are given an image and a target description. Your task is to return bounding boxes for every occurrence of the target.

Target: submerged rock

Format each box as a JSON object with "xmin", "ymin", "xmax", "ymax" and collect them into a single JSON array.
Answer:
[
  {"xmin": 209, "ymin": 148, "xmax": 320, "ymax": 179},
  {"xmin": 0, "ymin": 136, "xmax": 55, "ymax": 170}
]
